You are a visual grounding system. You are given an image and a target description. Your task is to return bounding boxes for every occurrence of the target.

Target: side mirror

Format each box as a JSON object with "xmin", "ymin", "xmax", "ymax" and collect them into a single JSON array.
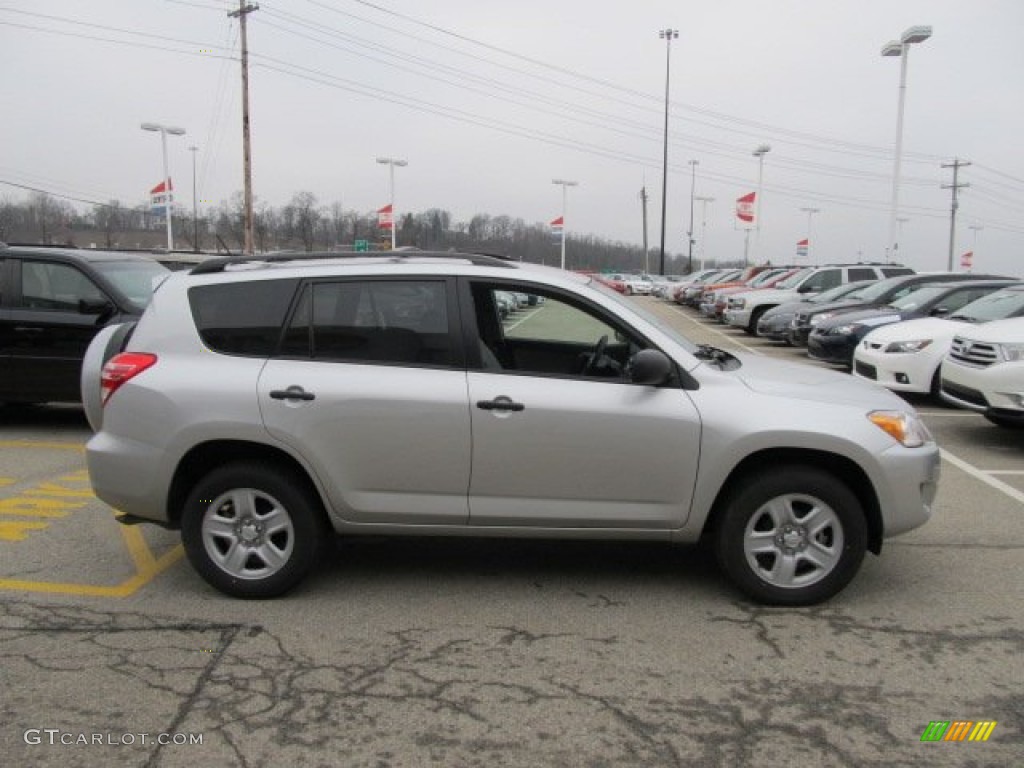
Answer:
[
  {"xmin": 629, "ymin": 349, "xmax": 672, "ymax": 386},
  {"xmin": 79, "ymin": 298, "xmax": 114, "ymax": 316},
  {"xmin": 930, "ymin": 306, "xmax": 950, "ymax": 317}
]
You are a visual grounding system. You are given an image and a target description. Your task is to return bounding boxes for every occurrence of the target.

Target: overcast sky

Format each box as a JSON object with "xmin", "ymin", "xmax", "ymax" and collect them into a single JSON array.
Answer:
[{"xmin": 2, "ymin": 0, "xmax": 1022, "ymax": 275}]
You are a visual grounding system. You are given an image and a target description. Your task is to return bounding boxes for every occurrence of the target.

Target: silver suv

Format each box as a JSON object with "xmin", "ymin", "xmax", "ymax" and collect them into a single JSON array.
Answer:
[{"xmin": 82, "ymin": 252, "xmax": 940, "ymax": 605}]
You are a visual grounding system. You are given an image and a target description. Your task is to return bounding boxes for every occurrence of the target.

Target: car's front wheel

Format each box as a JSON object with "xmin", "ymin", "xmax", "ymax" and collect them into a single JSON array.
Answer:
[
  {"xmin": 715, "ymin": 467, "xmax": 867, "ymax": 605},
  {"xmin": 181, "ymin": 462, "xmax": 328, "ymax": 598}
]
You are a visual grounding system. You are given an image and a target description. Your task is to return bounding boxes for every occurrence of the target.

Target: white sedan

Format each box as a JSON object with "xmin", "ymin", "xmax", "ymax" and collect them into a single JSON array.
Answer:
[{"xmin": 852, "ymin": 284, "xmax": 1024, "ymax": 396}]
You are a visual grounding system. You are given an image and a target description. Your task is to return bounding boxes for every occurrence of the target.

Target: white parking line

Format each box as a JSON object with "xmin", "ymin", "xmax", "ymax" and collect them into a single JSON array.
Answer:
[
  {"xmin": 503, "ymin": 308, "xmax": 540, "ymax": 333},
  {"xmin": 941, "ymin": 448, "xmax": 1024, "ymax": 505},
  {"xmin": 667, "ymin": 306, "xmax": 764, "ymax": 355}
]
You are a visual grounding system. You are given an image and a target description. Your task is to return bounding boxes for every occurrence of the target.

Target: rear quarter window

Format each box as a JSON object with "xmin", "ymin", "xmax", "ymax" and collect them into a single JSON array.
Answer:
[
  {"xmin": 882, "ymin": 267, "xmax": 915, "ymax": 277},
  {"xmin": 189, "ymin": 279, "xmax": 299, "ymax": 356}
]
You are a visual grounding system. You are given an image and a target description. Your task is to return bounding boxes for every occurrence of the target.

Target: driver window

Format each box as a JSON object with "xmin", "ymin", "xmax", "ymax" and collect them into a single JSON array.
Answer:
[
  {"xmin": 471, "ymin": 284, "xmax": 644, "ymax": 381},
  {"xmin": 20, "ymin": 260, "xmax": 106, "ymax": 311}
]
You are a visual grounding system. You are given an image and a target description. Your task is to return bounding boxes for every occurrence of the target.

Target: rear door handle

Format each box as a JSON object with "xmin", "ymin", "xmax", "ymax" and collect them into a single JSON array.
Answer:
[
  {"xmin": 476, "ymin": 396, "xmax": 524, "ymax": 412},
  {"xmin": 269, "ymin": 386, "xmax": 316, "ymax": 401}
]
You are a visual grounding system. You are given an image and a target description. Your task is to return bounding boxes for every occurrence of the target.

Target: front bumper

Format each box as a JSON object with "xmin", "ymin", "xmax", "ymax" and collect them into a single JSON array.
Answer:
[
  {"xmin": 807, "ymin": 331, "xmax": 858, "ymax": 366},
  {"xmin": 724, "ymin": 307, "xmax": 752, "ymax": 328},
  {"xmin": 852, "ymin": 345, "xmax": 937, "ymax": 394},
  {"xmin": 875, "ymin": 441, "xmax": 941, "ymax": 538},
  {"xmin": 940, "ymin": 358, "xmax": 1024, "ymax": 417}
]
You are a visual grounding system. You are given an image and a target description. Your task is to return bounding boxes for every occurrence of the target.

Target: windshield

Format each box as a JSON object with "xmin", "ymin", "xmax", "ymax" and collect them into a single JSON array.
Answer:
[
  {"xmin": 889, "ymin": 283, "xmax": 949, "ymax": 311},
  {"xmin": 590, "ymin": 278, "xmax": 698, "ymax": 353},
  {"xmin": 809, "ymin": 280, "xmax": 871, "ymax": 303},
  {"xmin": 845, "ymin": 275, "xmax": 907, "ymax": 303},
  {"xmin": 92, "ymin": 259, "xmax": 170, "ymax": 309},
  {"xmin": 951, "ymin": 287, "xmax": 1024, "ymax": 322},
  {"xmin": 775, "ymin": 267, "xmax": 814, "ymax": 289}
]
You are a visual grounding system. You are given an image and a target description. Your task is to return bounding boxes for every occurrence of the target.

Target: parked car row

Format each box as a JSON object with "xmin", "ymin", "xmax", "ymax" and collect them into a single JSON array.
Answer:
[{"xmin": 654, "ymin": 261, "xmax": 1024, "ymax": 429}]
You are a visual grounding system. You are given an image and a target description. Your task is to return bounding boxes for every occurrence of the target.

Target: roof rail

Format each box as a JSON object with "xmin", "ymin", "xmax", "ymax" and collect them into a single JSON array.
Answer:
[{"xmin": 188, "ymin": 250, "xmax": 518, "ymax": 275}]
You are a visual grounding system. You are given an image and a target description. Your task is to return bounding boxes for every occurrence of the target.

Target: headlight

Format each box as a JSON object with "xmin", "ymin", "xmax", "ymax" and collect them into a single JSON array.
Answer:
[
  {"xmin": 868, "ymin": 410, "xmax": 933, "ymax": 447},
  {"xmin": 832, "ymin": 323, "xmax": 861, "ymax": 335},
  {"xmin": 809, "ymin": 312, "xmax": 833, "ymax": 326},
  {"xmin": 999, "ymin": 343, "xmax": 1024, "ymax": 362},
  {"xmin": 884, "ymin": 339, "xmax": 933, "ymax": 354}
]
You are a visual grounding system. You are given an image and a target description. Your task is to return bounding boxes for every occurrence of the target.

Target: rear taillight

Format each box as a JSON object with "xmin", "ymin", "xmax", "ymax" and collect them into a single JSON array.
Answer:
[{"xmin": 101, "ymin": 353, "xmax": 157, "ymax": 405}]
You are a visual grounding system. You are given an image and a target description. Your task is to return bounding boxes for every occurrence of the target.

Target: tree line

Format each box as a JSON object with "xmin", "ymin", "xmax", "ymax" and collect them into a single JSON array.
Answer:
[
  {"xmin": 0, "ymin": 189, "xmax": 699, "ymax": 274},
  {"xmin": 0, "ymin": 188, "xmax": 704, "ymax": 274}
]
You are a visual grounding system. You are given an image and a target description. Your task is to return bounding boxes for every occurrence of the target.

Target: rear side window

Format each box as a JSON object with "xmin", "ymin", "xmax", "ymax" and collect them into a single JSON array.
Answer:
[
  {"xmin": 189, "ymin": 279, "xmax": 299, "ymax": 356},
  {"xmin": 281, "ymin": 279, "xmax": 454, "ymax": 367},
  {"xmin": 848, "ymin": 268, "xmax": 877, "ymax": 282},
  {"xmin": 882, "ymin": 267, "xmax": 915, "ymax": 277}
]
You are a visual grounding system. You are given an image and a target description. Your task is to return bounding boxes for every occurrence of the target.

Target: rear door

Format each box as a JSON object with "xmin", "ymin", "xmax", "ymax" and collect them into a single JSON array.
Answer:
[
  {"xmin": 4, "ymin": 257, "xmax": 114, "ymax": 402},
  {"xmin": 258, "ymin": 277, "xmax": 473, "ymax": 525},
  {"xmin": 462, "ymin": 279, "xmax": 701, "ymax": 530}
]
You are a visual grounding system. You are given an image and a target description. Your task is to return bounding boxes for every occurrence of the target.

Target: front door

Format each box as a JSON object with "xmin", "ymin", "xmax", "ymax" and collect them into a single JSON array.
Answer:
[{"xmin": 463, "ymin": 281, "xmax": 701, "ymax": 529}]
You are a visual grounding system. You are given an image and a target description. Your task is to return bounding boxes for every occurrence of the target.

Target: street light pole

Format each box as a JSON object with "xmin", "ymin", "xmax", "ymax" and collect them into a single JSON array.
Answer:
[
  {"xmin": 188, "ymin": 145, "xmax": 199, "ymax": 252},
  {"xmin": 376, "ymin": 157, "xmax": 408, "ymax": 250},
  {"xmin": 686, "ymin": 159, "xmax": 698, "ymax": 274},
  {"xmin": 552, "ymin": 179, "xmax": 578, "ymax": 270},
  {"xmin": 752, "ymin": 144, "xmax": 771, "ymax": 263},
  {"xmin": 882, "ymin": 25, "xmax": 932, "ymax": 264},
  {"xmin": 141, "ymin": 122, "xmax": 186, "ymax": 252},
  {"xmin": 695, "ymin": 195, "xmax": 714, "ymax": 271},
  {"xmin": 800, "ymin": 206, "xmax": 820, "ymax": 263},
  {"xmin": 657, "ymin": 28, "xmax": 678, "ymax": 276}
]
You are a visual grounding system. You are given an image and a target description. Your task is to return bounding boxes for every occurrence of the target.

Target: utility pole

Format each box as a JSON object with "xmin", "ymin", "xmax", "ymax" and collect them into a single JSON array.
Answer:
[
  {"xmin": 941, "ymin": 158, "xmax": 970, "ymax": 271},
  {"xmin": 640, "ymin": 185, "xmax": 649, "ymax": 274},
  {"xmin": 229, "ymin": 1, "xmax": 259, "ymax": 255}
]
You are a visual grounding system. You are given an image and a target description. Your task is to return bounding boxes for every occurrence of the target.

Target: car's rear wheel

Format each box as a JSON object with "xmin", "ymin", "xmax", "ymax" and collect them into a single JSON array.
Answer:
[
  {"xmin": 181, "ymin": 462, "xmax": 328, "ymax": 598},
  {"xmin": 715, "ymin": 467, "xmax": 867, "ymax": 605},
  {"xmin": 745, "ymin": 306, "xmax": 768, "ymax": 335}
]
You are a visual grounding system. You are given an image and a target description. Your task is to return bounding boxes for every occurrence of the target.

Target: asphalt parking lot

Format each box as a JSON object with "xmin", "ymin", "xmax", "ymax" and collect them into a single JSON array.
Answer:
[{"xmin": 2, "ymin": 297, "xmax": 1022, "ymax": 768}]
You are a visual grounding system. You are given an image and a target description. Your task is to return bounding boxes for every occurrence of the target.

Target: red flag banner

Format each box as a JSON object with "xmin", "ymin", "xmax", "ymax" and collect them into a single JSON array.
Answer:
[
  {"xmin": 378, "ymin": 204, "xmax": 393, "ymax": 230},
  {"xmin": 550, "ymin": 216, "xmax": 564, "ymax": 228},
  {"xmin": 149, "ymin": 179, "xmax": 173, "ymax": 195},
  {"xmin": 797, "ymin": 238, "xmax": 809, "ymax": 258},
  {"xmin": 961, "ymin": 251, "xmax": 973, "ymax": 269},
  {"xmin": 736, "ymin": 192, "xmax": 756, "ymax": 224}
]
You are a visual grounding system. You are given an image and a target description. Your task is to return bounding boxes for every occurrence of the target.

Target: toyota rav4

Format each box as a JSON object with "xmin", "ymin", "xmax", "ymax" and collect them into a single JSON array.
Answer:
[{"xmin": 82, "ymin": 252, "xmax": 940, "ymax": 605}]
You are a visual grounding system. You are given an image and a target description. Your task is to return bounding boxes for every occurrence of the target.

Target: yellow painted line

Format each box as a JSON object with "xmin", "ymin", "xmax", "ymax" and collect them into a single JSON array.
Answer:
[
  {"xmin": 121, "ymin": 523, "xmax": 159, "ymax": 572},
  {"xmin": 0, "ymin": 521, "xmax": 51, "ymax": 541},
  {"xmin": 0, "ymin": 497, "xmax": 83, "ymax": 517},
  {"xmin": 0, "ymin": 440, "xmax": 85, "ymax": 452},
  {"xmin": 0, "ymin": 512, "xmax": 184, "ymax": 597},
  {"xmin": 0, "ymin": 478, "xmax": 15, "ymax": 487},
  {"xmin": 25, "ymin": 485, "xmax": 96, "ymax": 498}
]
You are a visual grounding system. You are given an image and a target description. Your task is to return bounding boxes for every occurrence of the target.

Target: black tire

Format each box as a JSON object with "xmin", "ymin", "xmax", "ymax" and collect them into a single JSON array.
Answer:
[
  {"xmin": 181, "ymin": 462, "xmax": 328, "ymax": 598},
  {"xmin": 983, "ymin": 413, "xmax": 1024, "ymax": 429},
  {"xmin": 714, "ymin": 466, "xmax": 867, "ymax": 605},
  {"xmin": 745, "ymin": 306, "xmax": 768, "ymax": 335}
]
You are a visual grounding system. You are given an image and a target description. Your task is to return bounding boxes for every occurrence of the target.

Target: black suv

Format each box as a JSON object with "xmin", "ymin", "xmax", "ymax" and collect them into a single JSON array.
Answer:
[{"xmin": 0, "ymin": 245, "xmax": 168, "ymax": 404}]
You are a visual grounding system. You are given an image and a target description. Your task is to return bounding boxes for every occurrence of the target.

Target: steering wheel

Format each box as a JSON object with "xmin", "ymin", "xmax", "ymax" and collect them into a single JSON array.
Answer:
[{"xmin": 582, "ymin": 334, "xmax": 609, "ymax": 375}]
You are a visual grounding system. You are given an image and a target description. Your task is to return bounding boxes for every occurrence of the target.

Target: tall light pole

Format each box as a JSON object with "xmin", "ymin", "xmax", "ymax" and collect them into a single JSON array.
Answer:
[
  {"xmin": 376, "ymin": 157, "xmax": 407, "ymax": 250},
  {"xmin": 695, "ymin": 195, "xmax": 714, "ymax": 271},
  {"xmin": 800, "ymin": 206, "xmax": 820, "ymax": 263},
  {"xmin": 882, "ymin": 25, "xmax": 932, "ymax": 263},
  {"xmin": 657, "ymin": 28, "xmax": 678, "ymax": 276},
  {"xmin": 968, "ymin": 223, "xmax": 983, "ymax": 272},
  {"xmin": 188, "ymin": 145, "xmax": 199, "ymax": 252},
  {"xmin": 686, "ymin": 159, "xmax": 698, "ymax": 274},
  {"xmin": 752, "ymin": 144, "xmax": 771, "ymax": 263},
  {"xmin": 552, "ymin": 178, "xmax": 578, "ymax": 270},
  {"xmin": 140, "ymin": 122, "xmax": 186, "ymax": 252}
]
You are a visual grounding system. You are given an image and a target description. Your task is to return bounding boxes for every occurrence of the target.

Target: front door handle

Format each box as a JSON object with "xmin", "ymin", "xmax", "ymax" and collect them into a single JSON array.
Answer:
[
  {"xmin": 269, "ymin": 386, "xmax": 316, "ymax": 401},
  {"xmin": 476, "ymin": 396, "xmax": 524, "ymax": 412}
]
